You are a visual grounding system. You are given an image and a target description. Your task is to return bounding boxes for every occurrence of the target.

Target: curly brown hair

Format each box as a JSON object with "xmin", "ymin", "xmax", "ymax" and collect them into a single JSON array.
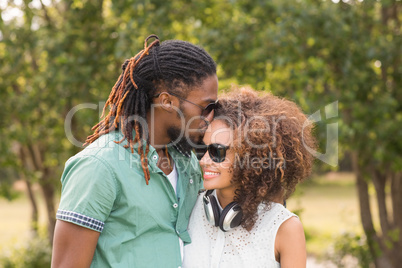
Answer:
[{"xmin": 214, "ymin": 86, "xmax": 316, "ymax": 231}]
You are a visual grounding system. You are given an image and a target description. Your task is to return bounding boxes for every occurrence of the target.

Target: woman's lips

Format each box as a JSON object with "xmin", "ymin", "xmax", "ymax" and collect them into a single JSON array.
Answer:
[{"xmin": 203, "ymin": 170, "xmax": 220, "ymax": 180}]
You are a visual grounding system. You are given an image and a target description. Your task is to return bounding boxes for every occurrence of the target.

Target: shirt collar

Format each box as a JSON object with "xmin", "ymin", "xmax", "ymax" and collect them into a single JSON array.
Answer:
[
  {"xmin": 171, "ymin": 143, "xmax": 191, "ymax": 158},
  {"xmin": 115, "ymin": 130, "xmax": 191, "ymax": 158}
]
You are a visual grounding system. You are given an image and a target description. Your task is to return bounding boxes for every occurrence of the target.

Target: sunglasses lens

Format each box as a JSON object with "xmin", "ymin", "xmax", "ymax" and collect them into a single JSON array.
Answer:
[
  {"xmin": 195, "ymin": 146, "xmax": 208, "ymax": 160},
  {"xmin": 209, "ymin": 144, "xmax": 227, "ymax": 163},
  {"xmin": 202, "ymin": 102, "xmax": 217, "ymax": 117}
]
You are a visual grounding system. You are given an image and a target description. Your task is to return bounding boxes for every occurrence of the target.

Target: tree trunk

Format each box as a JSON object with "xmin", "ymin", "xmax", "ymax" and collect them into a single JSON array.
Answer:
[
  {"xmin": 372, "ymin": 170, "xmax": 402, "ymax": 267},
  {"xmin": 371, "ymin": 171, "xmax": 390, "ymax": 236},
  {"xmin": 40, "ymin": 174, "xmax": 56, "ymax": 245},
  {"xmin": 352, "ymin": 152, "xmax": 378, "ymax": 262},
  {"xmin": 352, "ymin": 152, "xmax": 395, "ymax": 268},
  {"xmin": 22, "ymin": 142, "xmax": 57, "ymax": 244},
  {"xmin": 24, "ymin": 178, "xmax": 39, "ymax": 234},
  {"xmin": 18, "ymin": 145, "xmax": 40, "ymax": 235},
  {"xmin": 390, "ymin": 173, "xmax": 402, "ymax": 266}
]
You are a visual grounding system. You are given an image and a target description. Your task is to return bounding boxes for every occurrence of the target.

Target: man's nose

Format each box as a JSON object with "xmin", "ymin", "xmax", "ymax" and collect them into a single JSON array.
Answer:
[{"xmin": 205, "ymin": 109, "xmax": 214, "ymax": 123}]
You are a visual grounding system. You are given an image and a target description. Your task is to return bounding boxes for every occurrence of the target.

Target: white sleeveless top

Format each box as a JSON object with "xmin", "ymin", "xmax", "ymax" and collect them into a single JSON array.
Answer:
[{"xmin": 183, "ymin": 193, "xmax": 297, "ymax": 268}]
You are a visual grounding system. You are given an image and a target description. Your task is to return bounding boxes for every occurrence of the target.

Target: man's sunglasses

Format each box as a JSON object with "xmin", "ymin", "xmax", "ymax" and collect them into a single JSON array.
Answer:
[
  {"xmin": 154, "ymin": 92, "xmax": 219, "ymax": 117},
  {"xmin": 195, "ymin": 143, "xmax": 230, "ymax": 163}
]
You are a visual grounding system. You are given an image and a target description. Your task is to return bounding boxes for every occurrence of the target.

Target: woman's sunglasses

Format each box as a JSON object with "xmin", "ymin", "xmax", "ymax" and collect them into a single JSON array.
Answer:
[{"xmin": 195, "ymin": 143, "xmax": 230, "ymax": 163}]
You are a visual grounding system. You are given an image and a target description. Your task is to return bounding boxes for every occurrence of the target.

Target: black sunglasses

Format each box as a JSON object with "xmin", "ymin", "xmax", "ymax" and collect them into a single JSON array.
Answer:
[
  {"xmin": 195, "ymin": 143, "xmax": 230, "ymax": 163},
  {"xmin": 154, "ymin": 92, "xmax": 219, "ymax": 117}
]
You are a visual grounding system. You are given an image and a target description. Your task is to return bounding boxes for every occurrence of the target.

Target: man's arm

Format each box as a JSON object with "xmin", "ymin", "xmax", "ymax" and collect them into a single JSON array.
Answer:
[{"xmin": 51, "ymin": 220, "xmax": 100, "ymax": 268}]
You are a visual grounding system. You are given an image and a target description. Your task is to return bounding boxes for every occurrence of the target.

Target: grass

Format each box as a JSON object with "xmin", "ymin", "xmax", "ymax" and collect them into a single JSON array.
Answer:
[
  {"xmin": 0, "ymin": 172, "xmax": 375, "ymax": 259},
  {"xmin": 287, "ymin": 172, "xmax": 363, "ymax": 257},
  {"xmin": 0, "ymin": 183, "xmax": 49, "ymax": 252}
]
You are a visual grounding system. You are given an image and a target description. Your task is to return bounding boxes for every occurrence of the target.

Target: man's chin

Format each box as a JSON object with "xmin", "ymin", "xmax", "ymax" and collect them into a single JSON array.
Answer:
[
  {"xmin": 167, "ymin": 126, "xmax": 208, "ymax": 155},
  {"xmin": 189, "ymin": 132, "xmax": 206, "ymax": 146},
  {"xmin": 199, "ymin": 127, "xmax": 208, "ymax": 135},
  {"xmin": 167, "ymin": 127, "xmax": 194, "ymax": 153}
]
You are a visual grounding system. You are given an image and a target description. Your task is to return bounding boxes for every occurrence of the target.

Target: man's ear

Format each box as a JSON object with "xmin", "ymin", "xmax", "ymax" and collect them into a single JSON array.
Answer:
[{"xmin": 156, "ymin": 92, "xmax": 174, "ymax": 112}]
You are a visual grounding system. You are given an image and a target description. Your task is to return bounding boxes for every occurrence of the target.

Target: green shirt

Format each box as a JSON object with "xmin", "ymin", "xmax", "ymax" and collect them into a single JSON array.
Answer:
[{"xmin": 56, "ymin": 130, "xmax": 202, "ymax": 267}]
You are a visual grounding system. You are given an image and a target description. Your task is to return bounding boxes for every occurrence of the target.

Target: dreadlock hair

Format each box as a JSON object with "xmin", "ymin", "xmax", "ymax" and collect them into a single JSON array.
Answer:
[{"xmin": 83, "ymin": 34, "xmax": 217, "ymax": 185}]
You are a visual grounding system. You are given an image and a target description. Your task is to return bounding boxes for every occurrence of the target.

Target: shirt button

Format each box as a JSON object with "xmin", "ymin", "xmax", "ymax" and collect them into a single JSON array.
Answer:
[
  {"xmin": 173, "ymin": 203, "xmax": 178, "ymax": 208},
  {"xmin": 189, "ymin": 179, "xmax": 193, "ymax": 184},
  {"xmin": 152, "ymin": 155, "xmax": 157, "ymax": 160}
]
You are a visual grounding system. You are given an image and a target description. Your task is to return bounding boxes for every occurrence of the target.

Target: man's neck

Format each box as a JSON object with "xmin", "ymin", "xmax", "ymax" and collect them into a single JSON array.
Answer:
[{"xmin": 146, "ymin": 113, "xmax": 170, "ymax": 151}]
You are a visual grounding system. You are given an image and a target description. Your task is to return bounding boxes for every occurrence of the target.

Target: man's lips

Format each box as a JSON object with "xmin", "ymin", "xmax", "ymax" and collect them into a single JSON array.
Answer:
[
  {"xmin": 199, "ymin": 118, "xmax": 211, "ymax": 130},
  {"xmin": 199, "ymin": 127, "xmax": 208, "ymax": 133}
]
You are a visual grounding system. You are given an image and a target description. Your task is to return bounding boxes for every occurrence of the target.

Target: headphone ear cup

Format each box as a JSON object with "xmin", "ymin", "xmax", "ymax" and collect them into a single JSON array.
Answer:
[
  {"xmin": 208, "ymin": 195, "xmax": 221, "ymax": 227},
  {"xmin": 219, "ymin": 202, "xmax": 243, "ymax": 232}
]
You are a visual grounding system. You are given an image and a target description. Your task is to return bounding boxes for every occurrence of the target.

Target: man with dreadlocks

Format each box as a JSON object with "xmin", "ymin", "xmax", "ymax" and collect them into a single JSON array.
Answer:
[{"xmin": 51, "ymin": 35, "xmax": 218, "ymax": 267}]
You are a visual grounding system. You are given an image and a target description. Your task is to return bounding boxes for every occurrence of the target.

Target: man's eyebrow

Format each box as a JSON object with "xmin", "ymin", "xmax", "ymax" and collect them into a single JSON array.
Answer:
[{"xmin": 204, "ymin": 98, "xmax": 218, "ymax": 103}]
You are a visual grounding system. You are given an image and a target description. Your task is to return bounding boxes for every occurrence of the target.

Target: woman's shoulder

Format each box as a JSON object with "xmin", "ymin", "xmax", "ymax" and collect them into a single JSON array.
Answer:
[
  {"xmin": 258, "ymin": 202, "xmax": 297, "ymax": 221},
  {"xmin": 277, "ymin": 215, "xmax": 303, "ymax": 235}
]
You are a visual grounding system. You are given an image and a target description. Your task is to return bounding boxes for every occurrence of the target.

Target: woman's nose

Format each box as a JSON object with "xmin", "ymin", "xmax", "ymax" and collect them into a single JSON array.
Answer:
[{"xmin": 199, "ymin": 151, "xmax": 212, "ymax": 166}]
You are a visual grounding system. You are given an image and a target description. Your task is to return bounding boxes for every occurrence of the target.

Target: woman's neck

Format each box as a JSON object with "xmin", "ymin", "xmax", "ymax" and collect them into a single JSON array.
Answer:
[{"xmin": 215, "ymin": 188, "xmax": 236, "ymax": 208}]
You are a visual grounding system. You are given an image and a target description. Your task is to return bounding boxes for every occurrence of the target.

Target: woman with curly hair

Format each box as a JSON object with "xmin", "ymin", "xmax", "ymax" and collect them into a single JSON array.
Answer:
[{"xmin": 183, "ymin": 87, "xmax": 316, "ymax": 268}]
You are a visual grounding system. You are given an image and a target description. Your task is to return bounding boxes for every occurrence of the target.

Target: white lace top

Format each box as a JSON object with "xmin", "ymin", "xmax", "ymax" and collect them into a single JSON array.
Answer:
[{"xmin": 183, "ymin": 194, "xmax": 297, "ymax": 268}]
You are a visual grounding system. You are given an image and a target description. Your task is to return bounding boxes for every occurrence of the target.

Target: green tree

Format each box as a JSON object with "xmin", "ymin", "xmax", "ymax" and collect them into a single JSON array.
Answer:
[{"xmin": 0, "ymin": 0, "xmax": 120, "ymax": 243}]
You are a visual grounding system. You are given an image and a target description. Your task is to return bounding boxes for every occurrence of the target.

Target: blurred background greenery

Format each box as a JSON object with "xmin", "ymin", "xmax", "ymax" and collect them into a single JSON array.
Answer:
[{"xmin": 0, "ymin": 0, "xmax": 400, "ymax": 267}]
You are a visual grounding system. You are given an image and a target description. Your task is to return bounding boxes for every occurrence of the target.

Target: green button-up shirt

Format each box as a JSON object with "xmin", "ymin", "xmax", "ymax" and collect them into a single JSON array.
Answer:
[{"xmin": 56, "ymin": 130, "xmax": 202, "ymax": 267}]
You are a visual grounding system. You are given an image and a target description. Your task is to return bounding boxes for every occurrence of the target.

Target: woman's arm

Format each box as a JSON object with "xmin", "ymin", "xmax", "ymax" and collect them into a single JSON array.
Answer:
[
  {"xmin": 51, "ymin": 220, "xmax": 100, "ymax": 268},
  {"xmin": 275, "ymin": 216, "xmax": 306, "ymax": 268}
]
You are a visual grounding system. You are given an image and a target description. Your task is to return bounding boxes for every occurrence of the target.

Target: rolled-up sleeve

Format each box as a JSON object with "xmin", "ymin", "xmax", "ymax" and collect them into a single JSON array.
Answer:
[{"xmin": 56, "ymin": 155, "xmax": 118, "ymax": 232}]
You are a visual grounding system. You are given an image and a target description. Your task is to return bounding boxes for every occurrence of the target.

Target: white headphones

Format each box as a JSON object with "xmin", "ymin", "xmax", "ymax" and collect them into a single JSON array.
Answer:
[{"xmin": 203, "ymin": 190, "xmax": 243, "ymax": 232}]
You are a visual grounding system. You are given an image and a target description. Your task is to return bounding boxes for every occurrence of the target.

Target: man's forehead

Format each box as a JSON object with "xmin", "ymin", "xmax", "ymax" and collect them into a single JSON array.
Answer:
[{"xmin": 187, "ymin": 76, "xmax": 218, "ymax": 102}]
